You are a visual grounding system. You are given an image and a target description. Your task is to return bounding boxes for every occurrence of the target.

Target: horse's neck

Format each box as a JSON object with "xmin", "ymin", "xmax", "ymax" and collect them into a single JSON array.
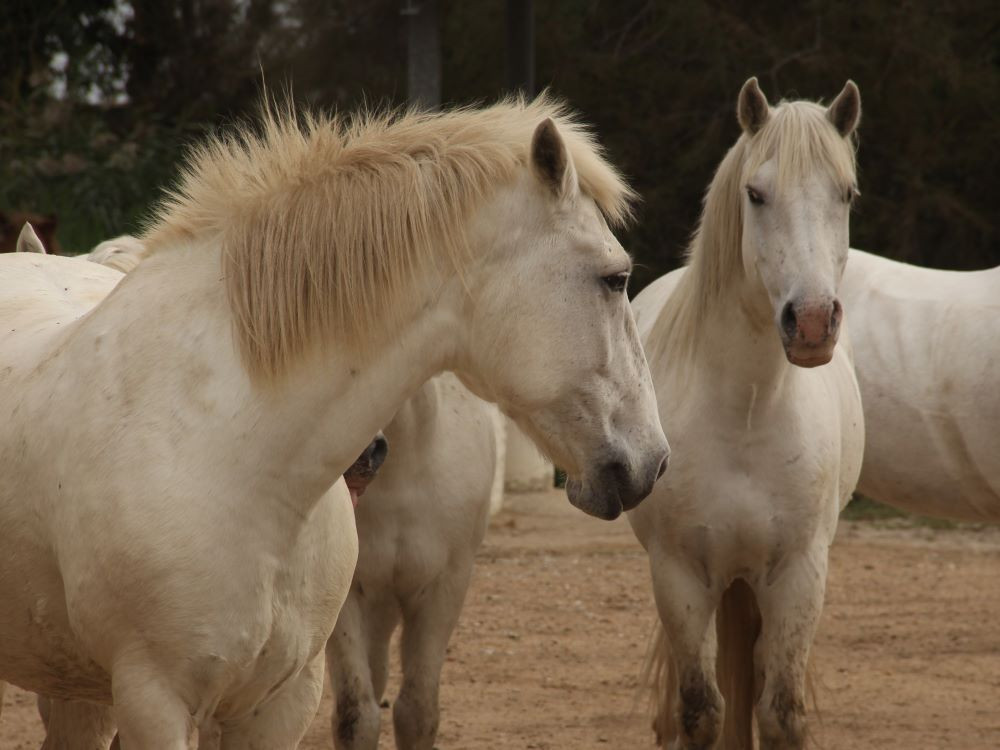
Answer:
[
  {"xmin": 88, "ymin": 242, "xmax": 457, "ymax": 516},
  {"xmin": 384, "ymin": 376, "xmax": 441, "ymax": 445},
  {"xmin": 683, "ymin": 257, "xmax": 790, "ymax": 393}
]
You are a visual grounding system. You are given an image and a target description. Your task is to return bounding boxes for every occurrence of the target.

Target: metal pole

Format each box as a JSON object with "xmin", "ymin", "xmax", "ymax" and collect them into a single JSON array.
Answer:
[
  {"xmin": 506, "ymin": 0, "xmax": 534, "ymax": 96},
  {"xmin": 404, "ymin": 0, "xmax": 441, "ymax": 109}
]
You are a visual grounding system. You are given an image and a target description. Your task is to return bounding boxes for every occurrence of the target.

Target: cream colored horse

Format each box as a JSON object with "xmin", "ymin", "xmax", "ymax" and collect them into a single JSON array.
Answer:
[
  {"xmin": 0, "ymin": 97, "xmax": 668, "ymax": 749},
  {"xmin": 328, "ymin": 373, "xmax": 501, "ymax": 750},
  {"xmin": 24, "ymin": 239, "xmax": 500, "ymax": 750},
  {"xmin": 841, "ymin": 249, "xmax": 1000, "ymax": 521},
  {"xmin": 629, "ymin": 79, "xmax": 865, "ymax": 749}
]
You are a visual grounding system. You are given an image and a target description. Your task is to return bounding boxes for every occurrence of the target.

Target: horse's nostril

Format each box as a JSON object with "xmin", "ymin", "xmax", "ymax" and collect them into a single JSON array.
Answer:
[
  {"xmin": 831, "ymin": 298, "xmax": 843, "ymax": 327},
  {"xmin": 780, "ymin": 301, "xmax": 798, "ymax": 340},
  {"xmin": 656, "ymin": 455, "xmax": 669, "ymax": 479}
]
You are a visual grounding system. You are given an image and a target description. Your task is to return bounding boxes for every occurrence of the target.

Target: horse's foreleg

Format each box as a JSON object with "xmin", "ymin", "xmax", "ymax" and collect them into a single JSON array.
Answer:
[
  {"xmin": 217, "ymin": 654, "xmax": 324, "ymax": 750},
  {"xmin": 394, "ymin": 560, "xmax": 474, "ymax": 750},
  {"xmin": 753, "ymin": 547, "xmax": 829, "ymax": 750},
  {"xmin": 111, "ymin": 658, "xmax": 196, "ymax": 750},
  {"xmin": 327, "ymin": 594, "xmax": 387, "ymax": 750},
  {"xmin": 649, "ymin": 553, "xmax": 722, "ymax": 750}
]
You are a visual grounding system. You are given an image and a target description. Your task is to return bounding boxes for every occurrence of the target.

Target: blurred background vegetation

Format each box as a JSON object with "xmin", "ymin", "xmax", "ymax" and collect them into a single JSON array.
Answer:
[{"xmin": 1, "ymin": 0, "xmax": 998, "ymax": 287}]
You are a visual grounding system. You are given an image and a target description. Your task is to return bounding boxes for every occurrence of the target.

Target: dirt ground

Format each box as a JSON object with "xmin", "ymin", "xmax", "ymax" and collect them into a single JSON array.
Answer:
[{"xmin": 3, "ymin": 490, "xmax": 999, "ymax": 749}]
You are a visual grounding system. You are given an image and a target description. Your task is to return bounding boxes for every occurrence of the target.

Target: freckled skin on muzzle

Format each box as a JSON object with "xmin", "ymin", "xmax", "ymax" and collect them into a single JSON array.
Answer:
[
  {"xmin": 566, "ymin": 451, "xmax": 670, "ymax": 520},
  {"xmin": 780, "ymin": 297, "xmax": 843, "ymax": 367}
]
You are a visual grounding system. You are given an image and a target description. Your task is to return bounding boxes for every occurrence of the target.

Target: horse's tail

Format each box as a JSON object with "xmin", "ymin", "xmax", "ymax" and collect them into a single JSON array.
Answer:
[
  {"xmin": 639, "ymin": 621, "xmax": 677, "ymax": 746},
  {"xmin": 717, "ymin": 578, "xmax": 762, "ymax": 749}
]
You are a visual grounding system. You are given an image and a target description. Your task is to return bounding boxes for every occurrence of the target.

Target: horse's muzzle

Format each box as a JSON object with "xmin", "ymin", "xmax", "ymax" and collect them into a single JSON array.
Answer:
[
  {"xmin": 344, "ymin": 432, "xmax": 389, "ymax": 505},
  {"xmin": 566, "ymin": 449, "xmax": 669, "ymax": 520}
]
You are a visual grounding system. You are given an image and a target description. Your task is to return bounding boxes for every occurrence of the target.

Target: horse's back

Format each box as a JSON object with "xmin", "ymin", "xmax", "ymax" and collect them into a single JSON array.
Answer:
[
  {"xmin": 0, "ymin": 254, "xmax": 121, "ymax": 367},
  {"xmin": 842, "ymin": 249, "xmax": 1000, "ymax": 519}
]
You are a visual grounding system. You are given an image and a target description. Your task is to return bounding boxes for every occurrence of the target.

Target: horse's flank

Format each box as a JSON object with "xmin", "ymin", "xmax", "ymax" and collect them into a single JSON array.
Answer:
[
  {"xmin": 142, "ymin": 95, "xmax": 636, "ymax": 382},
  {"xmin": 646, "ymin": 99, "xmax": 858, "ymax": 367}
]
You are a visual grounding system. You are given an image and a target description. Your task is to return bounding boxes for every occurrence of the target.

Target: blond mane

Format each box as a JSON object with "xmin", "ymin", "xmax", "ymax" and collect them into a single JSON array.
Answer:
[
  {"xmin": 646, "ymin": 99, "xmax": 857, "ymax": 365},
  {"xmin": 142, "ymin": 95, "xmax": 635, "ymax": 381}
]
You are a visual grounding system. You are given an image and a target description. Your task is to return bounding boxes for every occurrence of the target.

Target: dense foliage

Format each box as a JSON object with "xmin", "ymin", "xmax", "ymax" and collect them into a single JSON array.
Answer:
[{"xmin": 2, "ymin": 0, "xmax": 997, "ymax": 286}]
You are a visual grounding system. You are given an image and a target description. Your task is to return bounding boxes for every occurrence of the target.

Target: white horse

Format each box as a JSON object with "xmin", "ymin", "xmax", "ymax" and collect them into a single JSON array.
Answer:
[
  {"xmin": 328, "ymin": 373, "xmax": 502, "ymax": 750},
  {"xmin": 0, "ymin": 97, "xmax": 668, "ymax": 749},
  {"xmin": 24, "ymin": 234, "xmax": 499, "ymax": 750},
  {"xmin": 9, "ymin": 232, "xmax": 386, "ymax": 750},
  {"xmin": 629, "ymin": 79, "xmax": 865, "ymax": 749},
  {"xmin": 840, "ymin": 249, "xmax": 1000, "ymax": 521}
]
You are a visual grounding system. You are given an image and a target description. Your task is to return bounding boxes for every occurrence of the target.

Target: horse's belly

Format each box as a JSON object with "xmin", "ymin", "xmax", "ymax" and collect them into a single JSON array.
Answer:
[{"xmin": 858, "ymin": 398, "xmax": 1000, "ymax": 521}]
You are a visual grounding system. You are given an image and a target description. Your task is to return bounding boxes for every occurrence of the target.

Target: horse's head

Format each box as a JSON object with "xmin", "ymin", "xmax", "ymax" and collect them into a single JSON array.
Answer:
[
  {"xmin": 458, "ymin": 118, "xmax": 669, "ymax": 520},
  {"xmin": 736, "ymin": 77, "xmax": 861, "ymax": 367},
  {"xmin": 343, "ymin": 431, "xmax": 388, "ymax": 508}
]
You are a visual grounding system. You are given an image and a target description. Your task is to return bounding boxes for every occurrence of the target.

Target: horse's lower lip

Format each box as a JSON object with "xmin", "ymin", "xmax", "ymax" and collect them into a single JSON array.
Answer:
[
  {"xmin": 565, "ymin": 477, "xmax": 624, "ymax": 520},
  {"xmin": 784, "ymin": 346, "xmax": 833, "ymax": 368}
]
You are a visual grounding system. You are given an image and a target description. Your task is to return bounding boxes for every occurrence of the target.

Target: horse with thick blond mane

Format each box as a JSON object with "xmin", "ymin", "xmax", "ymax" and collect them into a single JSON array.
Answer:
[
  {"xmin": 0, "ymin": 96, "xmax": 667, "ymax": 748},
  {"xmin": 629, "ymin": 78, "xmax": 864, "ymax": 749}
]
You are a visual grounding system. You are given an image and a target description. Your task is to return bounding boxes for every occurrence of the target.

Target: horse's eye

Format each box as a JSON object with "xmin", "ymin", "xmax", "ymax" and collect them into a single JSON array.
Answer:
[
  {"xmin": 602, "ymin": 272, "xmax": 629, "ymax": 293},
  {"xmin": 746, "ymin": 186, "xmax": 765, "ymax": 206}
]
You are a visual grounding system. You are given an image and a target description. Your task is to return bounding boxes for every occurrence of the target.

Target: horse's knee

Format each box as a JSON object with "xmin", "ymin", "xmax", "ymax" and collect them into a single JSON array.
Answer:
[
  {"xmin": 676, "ymin": 672, "xmax": 723, "ymax": 749},
  {"xmin": 334, "ymin": 688, "xmax": 380, "ymax": 750},
  {"xmin": 392, "ymin": 680, "xmax": 439, "ymax": 750},
  {"xmin": 757, "ymin": 683, "xmax": 807, "ymax": 749}
]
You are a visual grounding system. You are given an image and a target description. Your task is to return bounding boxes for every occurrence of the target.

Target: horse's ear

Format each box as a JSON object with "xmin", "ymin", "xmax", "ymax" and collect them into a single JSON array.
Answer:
[
  {"xmin": 530, "ymin": 118, "xmax": 578, "ymax": 202},
  {"xmin": 16, "ymin": 222, "xmax": 47, "ymax": 254},
  {"xmin": 737, "ymin": 77, "xmax": 770, "ymax": 135},
  {"xmin": 827, "ymin": 80, "xmax": 861, "ymax": 137}
]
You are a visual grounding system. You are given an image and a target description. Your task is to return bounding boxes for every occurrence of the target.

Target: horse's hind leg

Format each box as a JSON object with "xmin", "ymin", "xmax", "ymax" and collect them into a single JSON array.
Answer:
[
  {"xmin": 753, "ymin": 548, "xmax": 829, "ymax": 749},
  {"xmin": 327, "ymin": 593, "xmax": 396, "ymax": 750},
  {"xmin": 649, "ymin": 553, "xmax": 721, "ymax": 750},
  {"xmin": 394, "ymin": 561, "xmax": 474, "ymax": 750}
]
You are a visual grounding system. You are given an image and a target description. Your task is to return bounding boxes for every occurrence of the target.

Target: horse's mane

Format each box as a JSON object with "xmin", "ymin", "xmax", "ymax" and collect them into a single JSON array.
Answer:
[
  {"xmin": 646, "ymin": 99, "xmax": 858, "ymax": 365},
  {"xmin": 142, "ymin": 94, "xmax": 635, "ymax": 381}
]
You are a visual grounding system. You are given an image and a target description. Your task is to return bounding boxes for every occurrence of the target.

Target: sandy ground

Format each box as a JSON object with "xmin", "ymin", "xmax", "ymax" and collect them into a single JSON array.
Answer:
[{"xmin": 3, "ymin": 490, "xmax": 999, "ymax": 749}]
